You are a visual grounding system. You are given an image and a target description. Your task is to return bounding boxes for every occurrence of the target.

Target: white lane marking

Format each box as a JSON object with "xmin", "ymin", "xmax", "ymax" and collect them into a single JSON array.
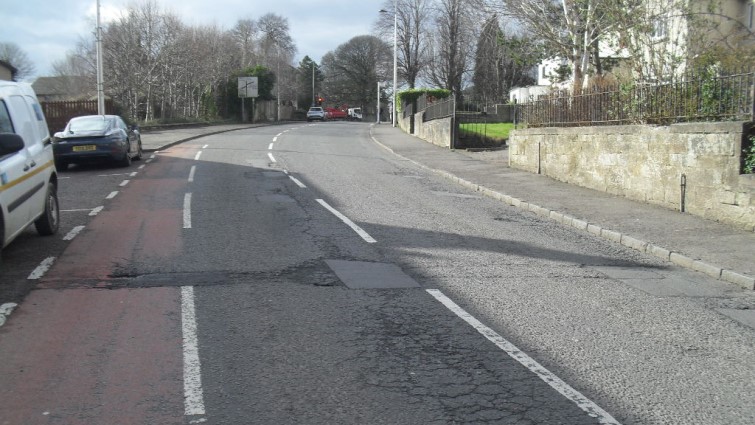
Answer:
[
  {"xmin": 276, "ymin": 132, "xmax": 283, "ymax": 137},
  {"xmin": 28, "ymin": 257, "xmax": 56, "ymax": 280},
  {"xmin": 316, "ymin": 199, "xmax": 376, "ymax": 243},
  {"xmin": 129, "ymin": 172, "xmax": 138, "ymax": 177},
  {"xmin": 150, "ymin": 154, "xmax": 156, "ymax": 159},
  {"xmin": 119, "ymin": 180, "xmax": 130, "ymax": 187},
  {"xmin": 288, "ymin": 175, "xmax": 306, "ymax": 188},
  {"xmin": 194, "ymin": 151, "xmax": 202, "ymax": 161},
  {"xmin": 272, "ymin": 137, "xmax": 278, "ymax": 143},
  {"xmin": 60, "ymin": 208, "xmax": 94, "ymax": 212},
  {"xmin": 183, "ymin": 193, "xmax": 192, "ymax": 229},
  {"xmin": 268, "ymin": 153, "xmax": 276, "ymax": 163},
  {"xmin": 268, "ymin": 143, "xmax": 274, "ymax": 150},
  {"xmin": 98, "ymin": 173, "xmax": 129, "ymax": 177},
  {"xmin": 146, "ymin": 159, "xmax": 154, "ymax": 164},
  {"xmin": 181, "ymin": 286, "xmax": 206, "ymax": 417},
  {"xmin": 426, "ymin": 289, "xmax": 622, "ymax": 425},
  {"xmin": 0, "ymin": 303, "xmax": 18, "ymax": 327},
  {"xmin": 202, "ymin": 144, "xmax": 209, "ymax": 149},
  {"xmin": 106, "ymin": 191, "xmax": 119, "ymax": 200},
  {"xmin": 188, "ymin": 166, "xmax": 196, "ymax": 183},
  {"xmin": 89, "ymin": 206, "xmax": 104, "ymax": 216},
  {"xmin": 138, "ymin": 164, "xmax": 146, "ymax": 170},
  {"xmin": 63, "ymin": 225, "xmax": 85, "ymax": 241}
]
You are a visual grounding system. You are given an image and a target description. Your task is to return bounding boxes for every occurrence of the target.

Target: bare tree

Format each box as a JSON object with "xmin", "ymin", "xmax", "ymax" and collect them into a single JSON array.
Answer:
[
  {"xmin": 321, "ymin": 35, "xmax": 391, "ymax": 109},
  {"xmin": 499, "ymin": 0, "xmax": 619, "ymax": 92},
  {"xmin": 231, "ymin": 19, "xmax": 258, "ymax": 69},
  {"xmin": 376, "ymin": 0, "xmax": 433, "ymax": 88},
  {"xmin": 0, "ymin": 42, "xmax": 36, "ymax": 80},
  {"xmin": 426, "ymin": 0, "xmax": 485, "ymax": 101}
]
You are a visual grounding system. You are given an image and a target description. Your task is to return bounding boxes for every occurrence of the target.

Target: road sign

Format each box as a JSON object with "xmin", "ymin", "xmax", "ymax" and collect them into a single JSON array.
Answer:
[{"xmin": 238, "ymin": 77, "xmax": 258, "ymax": 98}]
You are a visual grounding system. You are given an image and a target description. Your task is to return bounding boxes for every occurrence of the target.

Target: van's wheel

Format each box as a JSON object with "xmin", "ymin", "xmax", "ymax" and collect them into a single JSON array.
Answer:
[{"xmin": 35, "ymin": 182, "xmax": 60, "ymax": 236}]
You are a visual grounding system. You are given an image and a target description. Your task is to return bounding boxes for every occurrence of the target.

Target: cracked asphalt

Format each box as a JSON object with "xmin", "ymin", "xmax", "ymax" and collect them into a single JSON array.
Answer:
[{"xmin": 1, "ymin": 122, "xmax": 753, "ymax": 424}]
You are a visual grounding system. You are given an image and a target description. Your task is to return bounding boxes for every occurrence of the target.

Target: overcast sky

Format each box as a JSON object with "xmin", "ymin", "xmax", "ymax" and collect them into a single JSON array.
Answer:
[{"xmin": 2, "ymin": 0, "xmax": 386, "ymax": 80}]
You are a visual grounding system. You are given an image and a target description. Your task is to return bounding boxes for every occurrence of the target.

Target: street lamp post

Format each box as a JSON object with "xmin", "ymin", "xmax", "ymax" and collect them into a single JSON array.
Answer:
[
  {"xmin": 391, "ymin": 0, "xmax": 397, "ymax": 127},
  {"xmin": 380, "ymin": 1, "xmax": 398, "ymax": 127}
]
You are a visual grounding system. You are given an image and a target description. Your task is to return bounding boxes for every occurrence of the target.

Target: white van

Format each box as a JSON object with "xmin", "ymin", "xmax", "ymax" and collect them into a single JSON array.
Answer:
[{"xmin": 0, "ymin": 81, "xmax": 59, "ymax": 251}]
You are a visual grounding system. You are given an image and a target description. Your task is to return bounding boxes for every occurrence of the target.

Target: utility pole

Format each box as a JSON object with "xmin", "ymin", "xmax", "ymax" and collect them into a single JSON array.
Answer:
[{"xmin": 96, "ymin": 0, "xmax": 105, "ymax": 115}]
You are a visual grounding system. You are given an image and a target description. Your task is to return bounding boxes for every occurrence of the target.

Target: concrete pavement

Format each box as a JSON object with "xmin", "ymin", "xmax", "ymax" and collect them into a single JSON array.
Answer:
[{"xmin": 140, "ymin": 122, "xmax": 755, "ymax": 290}]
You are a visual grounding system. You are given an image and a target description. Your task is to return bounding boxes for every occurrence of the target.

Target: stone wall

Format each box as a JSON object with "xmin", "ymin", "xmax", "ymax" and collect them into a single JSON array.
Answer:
[
  {"xmin": 398, "ymin": 111, "xmax": 453, "ymax": 148},
  {"xmin": 509, "ymin": 122, "xmax": 755, "ymax": 231}
]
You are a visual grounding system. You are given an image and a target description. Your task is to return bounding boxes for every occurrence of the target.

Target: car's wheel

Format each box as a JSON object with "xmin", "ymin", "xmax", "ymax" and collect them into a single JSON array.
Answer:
[
  {"xmin": 118, "ymin": 143, "xmax": 132, "ymax": 167},
  {"xmin": 134, "ymin": 138, "xmax": 143, "ymax": 160},
  {"xmin": 54, "ymin": 158, "xmax": 68, "ymax": 171},
  {"xmin": 35, "ymin": 181, "xmax": 60, "ymax": 236}
]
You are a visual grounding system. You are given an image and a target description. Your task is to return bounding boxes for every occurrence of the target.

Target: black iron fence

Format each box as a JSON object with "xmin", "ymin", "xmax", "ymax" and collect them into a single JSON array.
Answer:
[{"xmin": 520, "ymin": 71, "xmax": 755, "ymax": 127}]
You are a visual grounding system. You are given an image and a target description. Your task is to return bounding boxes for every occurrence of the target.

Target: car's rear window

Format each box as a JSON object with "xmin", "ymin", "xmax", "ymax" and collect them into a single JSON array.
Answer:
[{"xmin": 68, "ymin": 116, "xmax": 109, "ymax": 132}]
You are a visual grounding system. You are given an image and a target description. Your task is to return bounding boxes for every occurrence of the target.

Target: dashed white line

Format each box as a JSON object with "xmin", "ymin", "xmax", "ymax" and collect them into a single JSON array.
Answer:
[
  {"xmin": 272, "ymin": 137, "xmax": 278, "ymax": 143},
  {"xmin": 146, "ymin": 159, "xmax": 154, "ymax": 164},
  {"xmin": 288, "ymin": 175, "xmax": 306, "ymax": 188},
  {"xmin": 106, "ymin": 191, "xmax": 119, "ymax": 199},
  {"xmin": 425, "ymin": 289, "xmax": 621, "ymax": 425},
  {"xmin": 119, "ymin": 180, "xmax": 130, "ymax": 187},
  {"xmin": 60, "ymin": 208, "xmax": 94, "ymax": 213},
  {"xmin": 181, "ymin": 286, "xmax": 206, "ymax": 418},
  {"xmin": 150, "ymin": 154, "xmax": 156, "ymax": 159},
  {"xmin": 268, "ymin": 153, "xmax": 276, "ymax": 163},
  {"xmin": 202, "ymin": 144, "xmax": 209, "ymax": 149},
  {"xmin": 194, "ymin": 151, "xmax": 202, "ymax": 161},
  {"xmin": 316, "ymin": 199, "xmax": 376, "ymax": 243},
  {"xmin": 268, "ymin": 143, "xmax": 274, "ymax": 150},
  {"xmin": 0, "ymin": 303, "xmax": 18, "ymax": 327},
  {"xmin": 63, "ymin": 225, "xmax": 86, "ymax": 241},
  {"xmin": 183, "ymin": 193, "xmax": 192, "ymax": 229},
  {"xmin": 28, "ymin": 257, "xmax": 56, "ymax": 280},
  {"xmin": 89, "ymin": 206, "xmax": 104, "ymax": 216},
  {"xmin": 138, "ymin": 165, "xmax": 146, "ymax": 170},
  {"xmin": 188, "ymin": 166, "xmax": 196, "ymax": 183},
  {"xmin": 129, "ymin": 172, "xmax": 138, "ymax": 177},
  {"xmin": 276, "ymin": 132, "xmax": 283, "ymax": 137}
]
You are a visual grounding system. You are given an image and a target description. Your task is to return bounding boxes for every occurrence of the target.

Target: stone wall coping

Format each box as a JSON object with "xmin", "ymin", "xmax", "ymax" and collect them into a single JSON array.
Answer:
[{"xmin": 511, "ymin": 121, "xmax": 748, "ymax": 136}]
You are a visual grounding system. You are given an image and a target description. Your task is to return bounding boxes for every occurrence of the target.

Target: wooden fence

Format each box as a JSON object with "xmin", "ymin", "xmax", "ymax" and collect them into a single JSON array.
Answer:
[{"xmin": 41, "ymin": 99, "xmax": 114, "ymax": 134}]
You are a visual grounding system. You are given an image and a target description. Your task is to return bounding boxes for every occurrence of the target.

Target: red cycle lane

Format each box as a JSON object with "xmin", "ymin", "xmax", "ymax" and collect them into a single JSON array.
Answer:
[{"xmin": 0, "ymin": 152, "xmax": 196, "ymax": 424}]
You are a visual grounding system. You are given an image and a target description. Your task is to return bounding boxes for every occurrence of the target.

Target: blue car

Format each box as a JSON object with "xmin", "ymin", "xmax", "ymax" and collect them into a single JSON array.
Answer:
[{"xmin": 53, "ymin": 115, "xmax": 143, "ymax": 170}]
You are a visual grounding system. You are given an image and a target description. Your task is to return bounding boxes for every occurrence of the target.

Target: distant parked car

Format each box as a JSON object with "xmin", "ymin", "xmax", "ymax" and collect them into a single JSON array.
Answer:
[
  {"xmin": 306, "ymin": 107, "xmax": 326, "ymax": 122},
  {"xmin": 53, "ymin": 115, "xmax": 142, "ymax": 170}
]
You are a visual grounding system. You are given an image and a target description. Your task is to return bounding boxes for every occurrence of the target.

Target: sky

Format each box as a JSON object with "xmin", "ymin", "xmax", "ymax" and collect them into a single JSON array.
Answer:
[{"xmin": 1, "ymin": 0, "xmax": 388, "ymax": 80}]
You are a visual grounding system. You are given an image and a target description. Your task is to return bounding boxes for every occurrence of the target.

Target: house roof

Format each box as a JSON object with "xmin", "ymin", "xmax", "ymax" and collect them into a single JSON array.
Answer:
[{"xmin": 32, "ymin": 76, "xmax": 94, "ymax": 99}]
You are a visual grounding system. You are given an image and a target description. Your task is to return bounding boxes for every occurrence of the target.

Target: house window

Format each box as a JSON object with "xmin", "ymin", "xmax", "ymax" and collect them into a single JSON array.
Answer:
[{"xmin": 652, "ymin": 18, "xmax": 667, "ymax": 38}]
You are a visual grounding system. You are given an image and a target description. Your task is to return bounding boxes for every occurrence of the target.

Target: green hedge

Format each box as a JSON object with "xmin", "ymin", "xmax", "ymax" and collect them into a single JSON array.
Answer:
[{"xmin": 397, "ymin": 88, "xmax": 451, "ymax": 111}]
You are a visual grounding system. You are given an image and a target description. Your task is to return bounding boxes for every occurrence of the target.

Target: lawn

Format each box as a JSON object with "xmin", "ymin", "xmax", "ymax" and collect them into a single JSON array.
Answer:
[{"xmin": 458, "ymin": 122, "xmax": 516, "ymax": 143}]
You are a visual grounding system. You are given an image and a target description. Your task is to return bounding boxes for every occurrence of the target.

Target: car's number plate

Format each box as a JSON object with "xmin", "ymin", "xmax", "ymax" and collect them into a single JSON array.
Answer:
[{"xmin": 72, "ymin": 145, "xmax": 97, "ymax": 152}]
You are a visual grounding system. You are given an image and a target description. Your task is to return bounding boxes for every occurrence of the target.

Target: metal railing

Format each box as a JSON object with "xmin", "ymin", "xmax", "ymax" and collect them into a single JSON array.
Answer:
[
  {"xmin": 520, "ymin": 71, "xmax": 755, "ymax": 127},
  {"xmin": 424, "ymin": 96, "xmax": 455, "ymax": 121}
]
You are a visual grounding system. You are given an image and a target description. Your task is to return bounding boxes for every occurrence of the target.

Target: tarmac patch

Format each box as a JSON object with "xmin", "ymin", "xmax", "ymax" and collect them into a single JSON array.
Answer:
[{"xmin": 325, "ymin": 260, "xmax": 420, "ymax": 289}]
